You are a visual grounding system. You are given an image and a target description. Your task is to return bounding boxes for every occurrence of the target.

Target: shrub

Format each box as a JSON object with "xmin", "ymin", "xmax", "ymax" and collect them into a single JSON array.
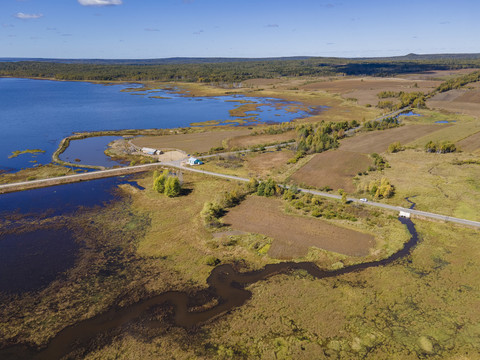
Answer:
[
  {"xmin": 388, "ymin": 141, "xmax": 404, "ymax": 153},
  {"xmin": 201, "ymin": 202, "xmax": 224, "ymax": 228},
  {"xmin": 205, "ymin": 256, "xmax": 221, "ymax": 266}
]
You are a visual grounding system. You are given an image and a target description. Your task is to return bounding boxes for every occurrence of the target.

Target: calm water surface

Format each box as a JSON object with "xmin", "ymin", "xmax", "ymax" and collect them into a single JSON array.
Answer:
[{"xmin": 0, "ymin": 78, "xmax": 318, "ymax": 172}]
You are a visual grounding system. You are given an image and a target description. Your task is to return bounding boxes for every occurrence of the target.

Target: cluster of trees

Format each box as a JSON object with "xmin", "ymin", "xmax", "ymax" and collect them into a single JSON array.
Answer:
[
  {"xmin": 256, "ymin": 178, "xmax": 282, "ymax": 197},
  {"xmin": 295, "ymin": 120, "xmax": 357, "ymax": 153},
  {"xmin": 152, "ymin": 170, "xmax": 182, "ymax": 197},
  {"xmin": 370, "ymin": 153, "xmax": 390, "ymax": 171},
  {"xmin": 436, "ymin": 70, "xmax": 480, "ymax": 93},
  {"xmin": 377, "ymin": 92, "xmax": 426, "ymax": 110},
  {"xmin": 363, "ymin": 117, "xmax": 400, "ymax": 131},
  {"xmin": 201, "ymin": 182, "xmax": 254, "ymax": 228},
  {"xmin": 251, "ymin": 122, "xmax": 296, "ymax": 136},
  {"xmin": 3, "ymin": 57, "xmax": 480, "ymax": 83},
  {"xmin": 362, "ymin": 178, "xmax": 395, "ymax": 199},
  {"xmin": 425, "ymin": 141, "xmax": 457, "ymax": 153},
  {"xmin": 284, "ymin": 189, "xmax": 358, "ymax": 221}
]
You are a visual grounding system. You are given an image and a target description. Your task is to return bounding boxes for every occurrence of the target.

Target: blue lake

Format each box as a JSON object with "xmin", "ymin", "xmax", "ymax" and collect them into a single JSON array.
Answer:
[{"xmin": 0, "ymin": 78, "xmax": 319, "ymax": 172}]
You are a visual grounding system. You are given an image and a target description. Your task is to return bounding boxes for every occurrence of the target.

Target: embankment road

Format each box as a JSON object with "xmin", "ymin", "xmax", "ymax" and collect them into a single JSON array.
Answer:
[{"xmin": 1, "ymin": 161, "xmax": 479, "ymax": 229}]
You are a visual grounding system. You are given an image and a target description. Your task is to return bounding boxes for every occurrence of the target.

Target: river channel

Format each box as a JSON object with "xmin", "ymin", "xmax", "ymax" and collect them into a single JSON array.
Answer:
[{"xmin": 0, "ymin": 208, "xmax": 419, "ymax": 359}]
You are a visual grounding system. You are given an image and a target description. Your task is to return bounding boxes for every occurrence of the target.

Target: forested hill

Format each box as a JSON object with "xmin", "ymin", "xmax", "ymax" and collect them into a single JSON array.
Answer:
[
  {"xmin": 0, "ymin": 56, "xmax": 314, "ymax": 65},
  {"xmin": 1, "ymin": 54, "xmax": 480, "ymax": 83}
]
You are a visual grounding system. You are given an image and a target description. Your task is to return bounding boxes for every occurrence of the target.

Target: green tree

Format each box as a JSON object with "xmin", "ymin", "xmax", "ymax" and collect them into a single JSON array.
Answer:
[
  {"xmin": 164, "ymin": 176, "xmax": 181, "ymax": 197},
  {"xmin": 153, "ymin": 169, "xmax": 169, "ymax": 193}
]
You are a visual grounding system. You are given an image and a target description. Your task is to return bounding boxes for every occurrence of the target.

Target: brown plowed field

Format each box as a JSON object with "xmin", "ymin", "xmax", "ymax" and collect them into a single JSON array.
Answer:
[
  {"xmin": 427, "ymin": 86, "xmax": 480, "ymax": 118},
  {"xmin": 340, "ymin": 124, "xmax": 448, "ymax": 153},
  {"xmin": 457, "ymin": 131, "xmax": 480, "ymax": 152},
  {"xmin": 227, "ymin": 131, "xmax": 295, "ymax": 149},
  {"xmin": 131, "ymin": 129, "xmax": 250, "ymax": 154},
  {"xmin": 246, "ymin": 150, "xmax": 293, "ymax": 178},
  {"xmin": 299, "ymin": 77, "xmax": 440, "ymax": 105},
  {"xmin": 222, "ymin": 196, "xmax": 375, "ymax": 258},
  {"xmin": 290, "ymin": 150, "xmax": 372, "ymax": 192}
]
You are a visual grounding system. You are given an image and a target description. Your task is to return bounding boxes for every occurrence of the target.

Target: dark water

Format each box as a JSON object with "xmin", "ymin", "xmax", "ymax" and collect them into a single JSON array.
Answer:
[
  {"xmin": 0, "ymin": 212, "xmax": 419, "ymax": 359},
  {"xmin": 0, "ymin": 176, "xmax": 143, "ymax": 295},
  {"xmin": 0, "ymin": 228, "xmax": 78, "ymax": 293},
  {"xmin": 0, "ymin": 78, "xmax": 319, "ymax": 172},
  {"xmin": 59, "ymin": 136, "xmax": 123, "ymax": 167},
  {"xmin": 0, "ymin": 176, "xmax": 130, "ymax": 217}
]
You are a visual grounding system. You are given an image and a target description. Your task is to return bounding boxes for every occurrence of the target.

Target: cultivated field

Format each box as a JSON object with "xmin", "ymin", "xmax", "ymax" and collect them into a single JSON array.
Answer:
[
  {"xmin": 222, "ymin": 196, "xmax": 375, "ymax": 258},
  {"xmin": 244, "ymin": 150, "xmax": 294, "ymax": 178},
  {"xmin": 340, "ymin": 124, "xmax": 448, "ymax": 153},
  {"xmin": 226, "ymin": 131, "xmax": 296, "ymax": 149},
  {"xmin": 408, "ymin": 121, "xmax": 480, "ymax": 148},
  {"xmin": 357, "ymin": 149, "xmax": 480, "ymax": 222},
  {"xmin": 427, "ymin": 83, "xmax": 480, "ymax": 119},
  {"xmin": 299, "ymin": 76, "xmax": 440, "ymax": 106},
  {"xmin": 290, "ymin": 150, "xmax": 372, "ymax": 192},
  {"xmin": 457, "ymin": 130, "xmax": 480, "ymax": 152},
  {"xmin": 131, "ymin": 129, "xmax": 250, "ymax": 154}
]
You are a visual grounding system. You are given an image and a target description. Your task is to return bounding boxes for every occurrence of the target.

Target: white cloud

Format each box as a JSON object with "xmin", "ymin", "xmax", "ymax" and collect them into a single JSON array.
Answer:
[
  {"xmin": 78, "ymin": 0, "xmax": 123, "ymax": 6},
  {"xmin": 14, "ymin": 12, "xmax": 43, "ymax": 19}
]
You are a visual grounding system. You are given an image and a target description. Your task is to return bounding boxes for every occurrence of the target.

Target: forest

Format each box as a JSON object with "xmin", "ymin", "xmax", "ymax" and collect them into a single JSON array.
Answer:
[{"xmin": 2, "ymin": 55, "xmax": 480, "ymax": 83}]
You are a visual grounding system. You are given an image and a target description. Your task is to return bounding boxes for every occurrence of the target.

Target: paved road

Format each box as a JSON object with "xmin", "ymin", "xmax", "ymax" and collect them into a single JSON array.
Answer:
[
  {"xmin": 163, "ymin": 161, "xmax": 480, "ymax": 229},
  {"xmin": 1, "ymin": 158, "xmax": 479, "ymax": 229}
]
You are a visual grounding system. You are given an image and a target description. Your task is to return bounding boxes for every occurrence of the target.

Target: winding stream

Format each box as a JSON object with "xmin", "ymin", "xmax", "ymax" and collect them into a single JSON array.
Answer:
[{"xmin": 1, "ymin": 208, "xmax": 419, "ymax": 359}]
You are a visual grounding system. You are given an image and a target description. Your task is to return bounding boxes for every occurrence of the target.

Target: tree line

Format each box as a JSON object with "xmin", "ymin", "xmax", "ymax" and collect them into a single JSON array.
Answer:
[{"xmin": 2, "ymin": 58, "xmax": 480, "ymax": 83}]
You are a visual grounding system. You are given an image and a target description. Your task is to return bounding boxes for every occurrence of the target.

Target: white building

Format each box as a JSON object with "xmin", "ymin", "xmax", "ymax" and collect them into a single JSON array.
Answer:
[{"xmin": 188, "ymin": 157, "xmax": 203, "ymax": 165}]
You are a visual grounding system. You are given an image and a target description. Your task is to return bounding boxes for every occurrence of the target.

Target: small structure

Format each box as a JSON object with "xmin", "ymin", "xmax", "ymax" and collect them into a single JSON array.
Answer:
[
  {"xmin": 399, "ymin": 211, "xmax": 411, "ymax": 218},
  {"xmin": 141, "ymin": 147, "xmax": 162, "ymax": 155},
  {"xmin": 188, "ymin": 157, "xmax": 203, "ymax": 165}
]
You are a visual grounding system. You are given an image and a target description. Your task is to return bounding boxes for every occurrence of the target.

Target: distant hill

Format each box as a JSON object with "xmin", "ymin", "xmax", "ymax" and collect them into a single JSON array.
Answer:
[
  {"xmin": 0, "ymin": 56, "xmax": 315, "ymax": 65},
  {"xmin": 2, "ymin": 53, "xmax": 480, "ymax": 65}
]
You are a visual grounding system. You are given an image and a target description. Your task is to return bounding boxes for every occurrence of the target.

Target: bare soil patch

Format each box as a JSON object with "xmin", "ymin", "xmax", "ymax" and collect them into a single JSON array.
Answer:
[
  {"xmin": 222, "ymin": 196, "xmax": 374, "ymax": 258},
  {"xmin": 227, "ymin": 131, "xmax": 295, "ymax": 149},
  {"xmin": 131, "ymin": 129, "xmax": 250, "ymax": 154},
  {"xmin": 290, "ymin": 150, "xmax": 372, "ymax": 192},
  {"xmin": 427, "ymin": 87, "xmax": 480, "ymax": 118},
  {"xmin": 299, "ymin": 77, "xmax": 440, "ymax": 105},
  {"xmin": 245, "ymin": 150, "xmax": 294, "ymax": 178},
  {"xmin": 157, "ymin": 150, "xmax": 187, "ymax": 162},
  {"xmin": 340, "ymin": 125, "xmax": 448, "ymax": 153},
  {"xmin": 457, "ymin": 131, "xmax": 480, "ymax": 152},
  {"xmin": 399, "ymin": 68, "xmax": 478, "ymax": 80}
]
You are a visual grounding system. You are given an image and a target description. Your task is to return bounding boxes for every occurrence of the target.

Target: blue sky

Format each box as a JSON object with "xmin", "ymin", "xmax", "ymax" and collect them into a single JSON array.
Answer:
[{"xmin": 1, "ymin": 0, "xmax": 479, "ymax": 59}]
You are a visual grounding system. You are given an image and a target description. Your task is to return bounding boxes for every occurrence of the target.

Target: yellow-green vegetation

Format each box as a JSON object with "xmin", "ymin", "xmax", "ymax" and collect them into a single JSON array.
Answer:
[
  {"xmin": 132, "ymin": 172, "xmax": 280, "ymax": 285},
  {"xmin": 228, "ymin": 102, "xmax": 260, "ymax": 117},
  {"xmin": 202, "ymin": 221, "xmax": 480, "ymax": 359},
  {"xmin": 189, "ymin": 120, "xmax": 221, "ymax": 126},
  {"xmin": 8, "ymin": 149, "xmax": 45, "ymax": 158},
  {"xmin": 408, "ymin": 121, "xmax": 480, "ymax": 147},
  {"xmin": 402, "ymin": 108, "xmax": 473, "ymax": 124},
  {"xmin": 0, "ymin": 164, "xmax": 78, "ymax": 184},
  {"xmin": 357, "ymin": 149, "xmax": 480, "ymax": 221},
  {"xmin": 359, "ymin": 177, "xmax": 395, "ymax": 199},
  {"xmin": 152, "ymin": 170, "xmax": 182, "ymax": 197}
]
